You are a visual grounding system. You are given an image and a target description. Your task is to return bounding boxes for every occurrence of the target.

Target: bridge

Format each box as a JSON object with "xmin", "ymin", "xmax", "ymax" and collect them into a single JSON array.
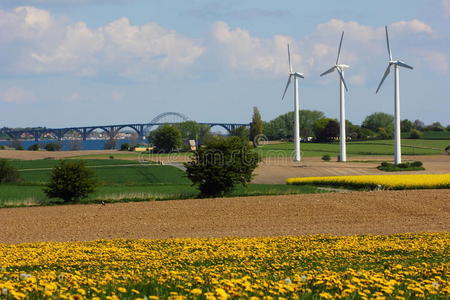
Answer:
[{"xmin": 0, "ymin": 112, "xmax": 250, "ymax": 141}]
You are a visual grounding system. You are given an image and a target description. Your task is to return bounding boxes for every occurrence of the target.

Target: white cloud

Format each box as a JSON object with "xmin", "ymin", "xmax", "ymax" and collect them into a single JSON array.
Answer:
[
  {"xmin": 211, "ymin": 21, "xmax": 302, "ymax": 75},
  {"xmin": 0, "ymin": 6, "xmax": 204, "ymax": 79},
  {"xmin": 443, "ymin": 0, "xmax": 450, "ymax": 17},
  {"xmin": 210, "ymin": 19, "xmax": 435, "ymax": 78},
  {"xmin": 0, "ymin": 87, "xmax": 35, "ymax": 103}
]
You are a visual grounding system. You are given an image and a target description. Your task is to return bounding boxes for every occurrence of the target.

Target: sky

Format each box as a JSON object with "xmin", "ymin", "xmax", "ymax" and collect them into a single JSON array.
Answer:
[{"xmin": 0, "ymin": 0, "xmax": 449, "ymax": 128}]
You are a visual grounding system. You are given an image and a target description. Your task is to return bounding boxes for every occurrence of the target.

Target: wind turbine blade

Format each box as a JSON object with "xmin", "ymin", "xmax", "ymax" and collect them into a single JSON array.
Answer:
[
  {"xmin": 396, "ymin": 61, "xmax": 414, "ymax": 70},
  {"xmin": 376, "ymin": 64, "xmax": 391, "ymax": 93},
  {"xmin": 336, "ymin": 31, "xmax": 344, "ymax": 65},
  {"xmin": 385, "ymin": 26, "xmax": 392, "ymax": 61},
  {"xmin": 320, "ymin": 66, "xmax": 336, "ymax": 77},
  {"xmin": 282, "ymin": 75, "xmax": 292, "ymax": 100},
  {"xmin": 287, "ymin": 44, "xmax": 292, "ymax": 73},
  {"xmin": 336, "ymin": 68, "xmax": 348, "ymax": 92}
]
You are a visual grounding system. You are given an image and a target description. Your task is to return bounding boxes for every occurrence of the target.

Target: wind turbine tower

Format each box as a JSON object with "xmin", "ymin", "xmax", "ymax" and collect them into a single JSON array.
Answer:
[
  {"xmin": 376, "ymin": 26, "xmax": 413, "ymax": 164},
  {"xmin": 320, "ymin": 31, "xmax": 349, "ymax": 162},
  {"xmin": 282, "ymin": 44, "xmax": 305, "ymax": 162}
]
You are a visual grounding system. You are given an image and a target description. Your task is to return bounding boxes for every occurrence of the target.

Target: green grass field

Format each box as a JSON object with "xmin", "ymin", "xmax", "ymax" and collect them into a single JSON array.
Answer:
[
  {"xmin": 257, "ymin": 139, "xmax": 447, "ymax": 158},
  {"xmin": 0, "ymin": 158, "xmax": 323, "ymax": 208}
]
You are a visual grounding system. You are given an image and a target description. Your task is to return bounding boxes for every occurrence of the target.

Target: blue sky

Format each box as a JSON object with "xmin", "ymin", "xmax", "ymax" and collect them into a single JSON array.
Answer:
[{"xmin": 0, "ymin": 0, "xmax": 449, "ymax": 128}]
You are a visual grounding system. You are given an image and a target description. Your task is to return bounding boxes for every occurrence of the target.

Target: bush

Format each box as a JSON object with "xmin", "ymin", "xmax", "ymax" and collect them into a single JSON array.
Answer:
[
  {"xmin": 409, "ymin": 129, "xmax": 422, "ymax": 139},
  {"xmin": 149, "ymin": 125, "xmax": 182, "ymax": 153},
  {"xmin": 321, "ymin": 154, "xmax": 331, "ymax": 161},
  {"xmin": 446, "ymin": 146, "xmax": 450, "ymax": 155},
  {"xmin": 44, "ymin": 142, "xmax": 61, "ymax": 151},
  {"xmin": 44, "ymin": 160, "xmax": 97, "ymax": 203},
  {"xmin": 377, "ymin": 161, "xmax": 425, "ymax": 172},
  {"xmin": 28, "ymin": 144, "xmax": 40, "ymax": 151},
  {"xmin": 411, "ymin": 161, "xmax": 423, "ymax": 167},
  {"xmin": 0, "ymin": 159, "xmax": 21, "ymax": 183},
  {"xmin": 120, "ymin": 143, "xmax": 130, "ymax": 151},
  {"xmin": 184, "ymin": 136, "xmax": 260, "ymax": 197}
]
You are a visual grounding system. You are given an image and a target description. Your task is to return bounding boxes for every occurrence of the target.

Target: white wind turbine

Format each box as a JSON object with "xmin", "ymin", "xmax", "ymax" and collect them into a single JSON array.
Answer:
[
  {"xmin": 376, "ymin": 26, "xmax": 413, "ymax": 164},
  {"xmin": 282, "ymin": 44, "xmax": 305, "ymax": 162},
  {"xmin": 320, "ymin": 31, "xmax": 349, "ymax": 162}
]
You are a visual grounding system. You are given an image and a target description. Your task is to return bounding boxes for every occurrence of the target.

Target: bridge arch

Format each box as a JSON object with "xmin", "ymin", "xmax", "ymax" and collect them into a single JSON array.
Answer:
[
  {"xmin": 150, "ymin": 112, "xmax": 189, "ymax": 124},
  {"xmin": 208, "ymin": 124, "xmax": 233, "ymax": 134}
]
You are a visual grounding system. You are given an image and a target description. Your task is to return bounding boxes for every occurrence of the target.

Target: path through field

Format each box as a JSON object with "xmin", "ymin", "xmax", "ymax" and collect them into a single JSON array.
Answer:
[{"xmin": 1, "ymin": 190, "xmax": 448, "ymax": 244}]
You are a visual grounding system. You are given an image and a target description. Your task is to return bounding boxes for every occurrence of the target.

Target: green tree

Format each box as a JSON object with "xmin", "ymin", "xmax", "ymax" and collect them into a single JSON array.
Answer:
[
  {"xmin": 149, "ymin": 125, "xmax": 182, "ymax": 153},
  {"xmin": 413, "ymin": 119, "xmax": 425, "ymax": 131},
  {"xmin": 28, "ymin": 143, "xmax": 40, "ymax": 151},
  {"xmin": 313, "ymin": 118, "xmax": 339, "ymax": 142},
  {"xmin": 44, "ymin": 160, "xmax": 97, "ymax": 203},
  {"xmin": 378, "ymin": 127, "xmax": 393, "ymax": 139},
  {"xmin": 362, "ymin": 112, "xmax": 394, "ymax": 133},
  {"xmin": 184, "ymin": 136, "xmax": 260, "ymax": 197},
  {"xmin": 176, "ymin": 121, "xmax": 211, "ymax": 142},
  {"xmin": 426, "ymin": 122, "xmax": 444, "ymax": 131},
  {"xmin": 400, "ymin": 119, "xmax": 413, "ymax": 133},
  {"xmin": 264, "ymin": 110, "xmax": 325, "ymax": 140},
  {"xmin": 0, "ymin": 159, "xmax": 21, "ymax": 183},
  {"xmin": 44, "ymin": 142, "xmax": 62, "ymax": 151},
  {"xmin": 230, "ymin": 126, "xmax": 250, "ymax": 142},
  {"xmin": 120, "ymin": 143, "xmax": 130, "ymax": 151},
  {"xmin": 250, "ymin": 107, "xmax": 264, "ymax": 146}
]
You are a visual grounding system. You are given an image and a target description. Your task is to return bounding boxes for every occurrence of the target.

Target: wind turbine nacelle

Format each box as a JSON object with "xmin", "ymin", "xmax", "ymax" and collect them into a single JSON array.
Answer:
[{"xmin": 291, "ymin": 72, "xmax": 305, "ymax": 78}]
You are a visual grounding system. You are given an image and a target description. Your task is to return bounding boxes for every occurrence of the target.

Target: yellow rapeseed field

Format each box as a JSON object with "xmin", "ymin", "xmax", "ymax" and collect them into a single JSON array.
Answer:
[
  {"xmin": 286, "ymin": 174, "xmax": 450, "ymax": 189},
  {"xmin": 0, "ymin": 233, "xmax": 449, "ymax": 299}
]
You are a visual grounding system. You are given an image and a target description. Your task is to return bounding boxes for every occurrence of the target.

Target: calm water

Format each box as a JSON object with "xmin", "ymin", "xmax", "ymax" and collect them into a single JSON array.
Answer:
[{"xmin": 0, "ymin": 139, "xmax": 141, "ymax": 151}]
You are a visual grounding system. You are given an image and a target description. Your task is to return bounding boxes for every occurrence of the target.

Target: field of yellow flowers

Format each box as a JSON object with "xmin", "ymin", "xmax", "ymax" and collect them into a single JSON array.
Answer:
[
  {"xmin": 0, "ymin": 233, "xmax": 448, "ymax": 299},
  {"xmin": 286, "ymin": 174, "xmax": 450, "ymax": 189}
]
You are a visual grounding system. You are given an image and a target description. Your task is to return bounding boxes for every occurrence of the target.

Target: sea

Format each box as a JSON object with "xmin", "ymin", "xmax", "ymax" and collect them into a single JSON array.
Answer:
[{"xmin": 0, "ymin": 139, "xmax": 139, "ymax": 151}]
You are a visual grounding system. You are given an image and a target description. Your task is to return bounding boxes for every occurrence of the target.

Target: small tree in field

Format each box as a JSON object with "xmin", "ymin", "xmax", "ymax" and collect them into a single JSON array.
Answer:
[
  {"xmin": 149, "ymin": 125, "xmax": 182, "ymax": 153},
  {"xmin": 44, "ymin": 160, "xmax": 97, "ymax": 203},
  {"xmin": 184, "ymin": 136, "xmax": 260, "ymax": 197},
  {"xmin": 250, "ymin": 106, "xmax": 264, "ymax": 146},
  {"xmin": 0, "ymin": 159, "xmax": 21, "ymax": 183}
]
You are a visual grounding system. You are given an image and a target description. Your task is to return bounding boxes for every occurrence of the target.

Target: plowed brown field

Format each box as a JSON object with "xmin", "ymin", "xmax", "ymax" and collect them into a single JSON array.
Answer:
[{"xmin": 1, "ymin": 190, "xmax": 448, "ymax": 244}]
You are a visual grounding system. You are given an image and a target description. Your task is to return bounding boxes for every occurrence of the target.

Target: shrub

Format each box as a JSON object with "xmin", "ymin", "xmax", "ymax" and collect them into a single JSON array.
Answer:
[
  {"xmin": 44, "ymin": 142, "xmax": 61, "ymax": 151},
  {"xmin": 44, "ymin": 160, "xmax": 97, "ymax": 203},
  {"xmin": 446, "ymin": 146, "xmax": 450, "ymax": 155},
  {"xmin": 411, "ymin": 161, "xmax": 423, "ymax": 167},
  {"xmin": 409, "ymin": 129, "xmax": 422, "ymax": 139},
  {"xmin": 397, "ymin": 163, "xmax": 408, "ymax": 168},
  {"xmin": 381, "ymin": 161, "xmax": 389, "ymax": 167},
  {"xmin": 0, "ymin": 159, "xmax": 21, "ymax": 183},
  {"xmin": 321, "ymin": 154, "xmax": 331, "ymax": 161},
  {"xmin": 120, "ymin": 143, "xmax": 130, "ymax": 151},
  {"xmin": 28, "ymin": 143, "xmax": 40, "ymax": 151},
  {"xmin": 109, "ymin": 155, "xmax": 114, "ymax": 160},
  {"xmin": 184, "ymin": 136, "xmax": 260, "ymax": 197}
]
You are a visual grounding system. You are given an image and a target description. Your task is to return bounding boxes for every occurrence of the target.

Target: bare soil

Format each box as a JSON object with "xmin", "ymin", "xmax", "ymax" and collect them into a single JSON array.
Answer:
[{"xmin": 1, "ymin": 190, "xmax": 448, "ymax": 244}]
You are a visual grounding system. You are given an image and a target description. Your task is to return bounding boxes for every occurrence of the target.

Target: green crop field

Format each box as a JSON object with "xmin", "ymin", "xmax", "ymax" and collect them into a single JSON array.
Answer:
[
  {"xmin": 257, "ymin": 139, "xmax": 447, "ymax": 158},
  {"xmin": 0, "ymin": 158, "xmax": 323, "ymax": 208}
]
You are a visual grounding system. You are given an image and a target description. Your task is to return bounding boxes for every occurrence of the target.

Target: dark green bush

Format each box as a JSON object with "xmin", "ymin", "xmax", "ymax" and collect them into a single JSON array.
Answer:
[
  {"xmin": 411, "ymin": 161, "xmax": 423, "ymax": 167},
  {"xmin": 397, "ymin": 163, "xmax": 408, "ymax": 168},
  {"xmin": 44, "ymin": 142, "xmax": 61, "ymax": 151},
  {"xmin": 28, "ymin": 143, "xmax": 40, "ymax": 151},
  {"xmin": 184, "ymin": 136, "xmax": 260, "ymax": 197},
  {"xmin": 321, "ymin": 154, "xmax": 331, "ymax": 161},
  {"xmin": 0, "ymin": 159, "xmax": 21, "ymax": 183},
  {"xmin": 44, "ymin": 160, "xmax": 97, "ymax": 203},
  {"xmin": 381, "ymin": 161, "xmax": 389, "ymax": 167},
  {"xmin": 120, "ymin": 143, "xmax": 130, "ymax": 151}
]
